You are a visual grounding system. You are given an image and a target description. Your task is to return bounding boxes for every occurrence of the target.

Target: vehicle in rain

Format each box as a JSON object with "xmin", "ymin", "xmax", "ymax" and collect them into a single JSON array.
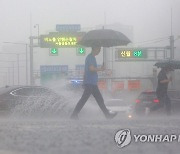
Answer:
[
  {"xmin": 134, "ymin": 90, "xmax": 180, "ymax": 116},
  {"xmin": 105, "ymin": 98, "xmax": 133, "ymax": 119},
  {"xmin": 0, "ymin": 85, "xmax": 67, "ymax": 116},
  {"xmin": 66, "ymin": 79, "xmax": 83, "ymax": 90}
]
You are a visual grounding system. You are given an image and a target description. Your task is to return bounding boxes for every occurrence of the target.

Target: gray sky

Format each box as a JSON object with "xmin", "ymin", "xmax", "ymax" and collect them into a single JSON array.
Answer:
[
  {"xmin": 0, "ymin": 0, "xmax": 180, "ymax": 86},
  {"xmin": 0, "ymin": 0, "xmax": 180, "ymax": 46}
]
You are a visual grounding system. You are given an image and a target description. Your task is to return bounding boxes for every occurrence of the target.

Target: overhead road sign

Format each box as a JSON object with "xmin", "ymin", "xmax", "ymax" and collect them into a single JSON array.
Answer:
[
  {"xmin": 115, "ymin": 48, "xmax": 147, "ymax": 60},
  {"xmin": 40, "ymin": 32, "xmax": 86, "ymax": 48},
  {"xmin": 40, "ymin": 65, "xmax": 68, "ymax": 73},
  {"xmin": 76, "ymin": 47, "xmax": 86, "ymax": 56},
  {"xmin": 49, "ymin": 48, "xmax": 58, "ymax": 56},
  {"xmin": 115, "ymin": 47, "xmax": 170, "ymax": 61},
  {"xmin": 56, "ymin": 24, "xmax": 81, "ymax": 32}
]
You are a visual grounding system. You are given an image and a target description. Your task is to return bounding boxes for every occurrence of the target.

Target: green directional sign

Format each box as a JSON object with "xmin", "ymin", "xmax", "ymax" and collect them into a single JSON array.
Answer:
[
  {"xmin": 133, "ymin": 50, "xmax": 143, "ymax": 57},
  {"xmin": 77, "ymin": 47, "xmax": 86, "ymax": 56},
  {"xmin": 50, "ymin": 48, "xmax": 58, "ymax": 56},
  {"xmin": 116, "ymin": 48, "xmax": 147, "ymax": 59}
]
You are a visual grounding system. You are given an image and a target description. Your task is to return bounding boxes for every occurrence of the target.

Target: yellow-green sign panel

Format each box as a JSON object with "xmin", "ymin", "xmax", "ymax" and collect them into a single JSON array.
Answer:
[
  {"xmin": 40, "ymin": 32, "xmax": 85, "ymax": 48},
  {"xmin": 117, "ymin": 48, "xmax": 147, "ymax": 59}
]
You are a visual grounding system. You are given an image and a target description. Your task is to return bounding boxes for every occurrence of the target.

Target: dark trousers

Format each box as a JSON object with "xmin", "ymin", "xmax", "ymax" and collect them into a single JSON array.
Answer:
[
  {"xmin": 71, "ymin": 84, "xmax": 109, "ymax": 117},
  {"xmin": 151, "ymin": 93, "xmax": 171, "ymax": 115}
]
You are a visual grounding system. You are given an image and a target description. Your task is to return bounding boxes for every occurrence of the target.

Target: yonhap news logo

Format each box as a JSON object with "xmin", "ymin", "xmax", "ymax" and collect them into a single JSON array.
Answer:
[
  {"xmin": 114, "ymin": 129, "xmax": 132, "ymax": 148},
  {"xmin": 114, "ymin": 129, "xmax": 180, "ymax": 148}
]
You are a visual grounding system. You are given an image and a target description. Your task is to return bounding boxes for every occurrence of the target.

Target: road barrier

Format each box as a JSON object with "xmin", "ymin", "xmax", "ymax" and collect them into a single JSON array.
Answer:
[
  {"xmin": 128, "ymin": 80, "xmax": 141, "ymax": 90},
  {"xmin": 112, "ymin": 81, "xmax": 124, "ymax": 92}
]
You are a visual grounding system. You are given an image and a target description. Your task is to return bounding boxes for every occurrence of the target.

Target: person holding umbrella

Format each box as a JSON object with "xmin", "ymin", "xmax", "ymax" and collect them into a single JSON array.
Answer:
[
  {"xmin": 70, "ymin": 43, "xmax": 117, "ymax": 120},
  {"xmin": 70, "ymin": 29, "xmax": 131, "ymax": 120},
  {"xmin": 150, "ymin": 65, "xmax": 174, "ymax": 115}
]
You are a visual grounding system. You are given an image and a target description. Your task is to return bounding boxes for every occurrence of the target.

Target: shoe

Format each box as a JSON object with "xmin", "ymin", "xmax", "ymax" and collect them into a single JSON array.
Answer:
[{"xmin": 106, "ymin": 110, "xmax": 118, "ymax": 119}]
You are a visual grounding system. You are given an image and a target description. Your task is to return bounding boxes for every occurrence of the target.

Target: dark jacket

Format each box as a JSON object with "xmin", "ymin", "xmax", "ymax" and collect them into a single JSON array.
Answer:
[{"xmin": 156, "ymin": 69, "xmax": 168, "ymax": 98}]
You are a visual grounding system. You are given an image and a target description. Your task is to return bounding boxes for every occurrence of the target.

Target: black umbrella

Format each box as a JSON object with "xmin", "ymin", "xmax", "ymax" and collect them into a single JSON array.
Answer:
[
  {"xmin": 154, "ymin": 59, "xmax": 180, "ymax": 69},
  {"xmin": 78, "ymin": 29, "xmax": 131, "ymax": 47}
]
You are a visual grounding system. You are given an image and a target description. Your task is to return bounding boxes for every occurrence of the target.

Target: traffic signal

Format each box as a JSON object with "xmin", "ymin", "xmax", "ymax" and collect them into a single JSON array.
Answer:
[
  {"xmin": 49, "ymin": 48, "xmax": 58, "ymax": 56},
  {"xmin": 76, "ymin": 47, "xmax": 86, "ymax": 56}
]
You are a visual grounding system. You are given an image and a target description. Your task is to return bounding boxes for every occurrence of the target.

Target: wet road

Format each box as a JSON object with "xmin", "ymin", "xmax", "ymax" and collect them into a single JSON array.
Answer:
[{"xmin": 0, "ymin": 115, "xmax": 180, "ymax": 154}]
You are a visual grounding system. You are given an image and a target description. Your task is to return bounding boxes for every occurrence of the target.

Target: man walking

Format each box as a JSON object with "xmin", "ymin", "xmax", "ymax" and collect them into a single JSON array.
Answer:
[
  {"xmin": 150, "ymin": 65, "xmax": 174, "ymax": 115},
  {"xmin": 70, "ymin": 44, "xmax": 117, "ymax": 119}
]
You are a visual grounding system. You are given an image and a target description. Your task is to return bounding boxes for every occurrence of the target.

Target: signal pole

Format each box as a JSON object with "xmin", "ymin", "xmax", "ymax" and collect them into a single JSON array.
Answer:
[
  {"xmin": 29, "ymin": 36, "xmax": 40, "ymax": 85},
  {"xmin": 29, "ymin": 36, "xmax": 34, "ymax": 85},
  {"xmin": 170, "ymin": 8, "xmax": 175, "ymax": 59},
  {"xmin": 170, "ymin": 35, "xmax": 174, "ymax": 59},
  {"xmin": 170, "ymin": 8, "xmax": 175, "ymax": 88}
]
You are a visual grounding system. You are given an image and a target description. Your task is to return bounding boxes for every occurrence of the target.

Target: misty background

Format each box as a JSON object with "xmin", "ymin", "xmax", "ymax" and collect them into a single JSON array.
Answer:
[
  {"xmin": 0, "ymin": 0, "xmax": 180, "ymax": 87},
  {"xmin": 0, "ymin": 1, "xmax": 180, "ymax": 154}
]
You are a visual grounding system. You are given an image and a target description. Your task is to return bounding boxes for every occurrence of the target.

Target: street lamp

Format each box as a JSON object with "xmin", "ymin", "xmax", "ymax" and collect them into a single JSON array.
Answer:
[
  {"xmin": 29, "ymin": 24, "xmax": 40, "ymax": 85},
  {"xmin": 3, "ymin": 42, "xmax": 29, "ymax": 85}
]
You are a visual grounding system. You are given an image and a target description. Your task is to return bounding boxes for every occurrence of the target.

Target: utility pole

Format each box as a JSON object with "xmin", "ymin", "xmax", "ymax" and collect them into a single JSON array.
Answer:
[
  {"xmin": 12, "ymin": 61, "xmax": 15, "ymax": 85},
  {"xmin": 8, "ymin": 68, "xmax": 10, "ymax": 85},
  {"xmin": 34, "ymin": 24, "xmax": 40, "ymax": 45},
  {"xmin": 4, "ymin": 72, "xmax": 7, "ymax": 86},
  {"xmin": 29, "ymin": 36, "xmax": 34, "ymax": 85},
  {"xmin": 170, "ymin": 35, "xmax": 175, "ymax": 89},
  {"xmin": 29, "ymin": 36, "xmax": 39, "ymax": 85},
  {"xmin": 29, "ymin": 23, "xmax": 40, "ymax": 85},
  {"xmin": 170, "ymin": 8, "xmax": 174, "ymax": 59},
  {"xmin": 17, "ymin": 54, "xmax": 20, "ymax": 85},
  {"xmin": 25, "ymin": 44, "xmax": 28, "ymax": 85},
  {"xmin": 170, "ymin": 35, "xmax": 174, "ymax": 59},
  {"xmin": 170, "ymin": 8, "xmax": 175, "ymax": 88}
]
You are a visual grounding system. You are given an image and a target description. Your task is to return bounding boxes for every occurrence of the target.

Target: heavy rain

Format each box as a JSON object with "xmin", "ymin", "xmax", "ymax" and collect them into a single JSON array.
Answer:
[{"xmin": 0, "ymin": 0, "xmax": 180, "ymax": 154}]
